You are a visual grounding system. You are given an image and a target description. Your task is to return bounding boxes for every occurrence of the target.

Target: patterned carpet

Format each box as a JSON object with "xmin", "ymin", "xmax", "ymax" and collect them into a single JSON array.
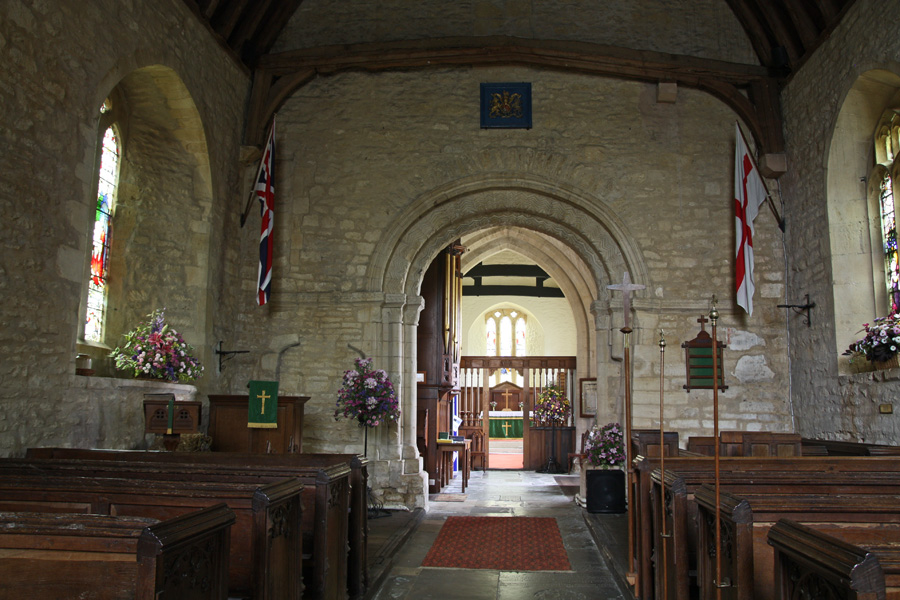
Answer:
[{"xmin": 421, "ymin": 516, "xmax": 572, "ymax": 571}]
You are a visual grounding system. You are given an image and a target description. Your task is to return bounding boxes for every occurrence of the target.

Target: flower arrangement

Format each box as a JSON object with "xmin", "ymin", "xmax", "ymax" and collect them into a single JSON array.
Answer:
[
  {"xmin": 843, "ymin": 313, "xmax": 900, "ymax": 363},
  {"xmin": 533, "ymin": 384, "xmax": 570, "ymax": 426},
  {"xmin": 583, "ymin": 423, "xmax": 626, "ymax": 469},
  {"xmin": 109, "ymin": 309, "xmax": 204, "ymax": 382},
  {"xmin": 334, "ymin": 357, "xmax": 400, "ymax": 427}
]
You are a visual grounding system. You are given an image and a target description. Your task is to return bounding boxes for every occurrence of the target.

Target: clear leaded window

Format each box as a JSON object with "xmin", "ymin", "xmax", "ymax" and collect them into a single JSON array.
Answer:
[
  {"xmin": 485, "ymin": 309, "xmax": 527, "ymax": 386},
  {"xmin": 84, "ymin": 125, "xmax": 119, "ymax": 342}
]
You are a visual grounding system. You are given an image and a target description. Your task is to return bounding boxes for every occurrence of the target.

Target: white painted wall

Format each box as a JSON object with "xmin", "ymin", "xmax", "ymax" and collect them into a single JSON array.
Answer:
[{"xmin": 462, "ymin": 296, "xmax": 577, "ymax": 356}]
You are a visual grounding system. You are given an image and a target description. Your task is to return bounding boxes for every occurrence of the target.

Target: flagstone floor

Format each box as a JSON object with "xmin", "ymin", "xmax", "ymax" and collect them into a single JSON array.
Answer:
[{"xmin": 368, "ymin": 468, "xmax": 633, "ymax": 600}]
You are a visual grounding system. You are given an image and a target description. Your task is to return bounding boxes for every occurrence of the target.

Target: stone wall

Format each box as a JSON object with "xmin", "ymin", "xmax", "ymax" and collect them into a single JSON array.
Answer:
[
  {"xmin": 780, "ymin": 0, "xmax": 900, "ymax": 444},
  {"xmin": 0, "ymin": 0, "xmax": 247, "ymax": 455},
  {"xmin": 224, "ymin": 61, "xmax": 793, "ymax": 508},
  {"xmin": 0, "ymin": 0, "xmax": 815, "ymax": 509}
]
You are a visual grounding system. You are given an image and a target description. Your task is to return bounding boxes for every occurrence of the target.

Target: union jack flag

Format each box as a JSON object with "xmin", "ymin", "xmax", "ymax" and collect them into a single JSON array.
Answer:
[{"xmin": 255, "ymin": 117, "xmax": 276, "ymax": 305}]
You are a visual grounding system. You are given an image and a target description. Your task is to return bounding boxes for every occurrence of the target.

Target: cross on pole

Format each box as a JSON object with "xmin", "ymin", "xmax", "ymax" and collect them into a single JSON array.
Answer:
[
  {"xmin": 607, "ymin": 271, "xmax": 645, "ymax": 329},
  {"xmin": 257, "ymin": 389, "xmax": 270, "ymax": 414},
  {"xmin": 607, "ymin": 271, "xmax": 645, "ymax": 588}
]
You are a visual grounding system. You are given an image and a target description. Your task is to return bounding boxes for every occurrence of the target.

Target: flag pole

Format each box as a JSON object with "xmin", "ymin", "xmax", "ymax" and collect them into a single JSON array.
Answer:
[
  {"xmin": 709, "ymin": 296, "xmax": 728, "ymax": 597},
  {"xmin": 241, "ymin": 116, "xmax": 276, "ymax": 228},
  {"xmin": 658, "ymin": 330, "xmax": 669, "ymax": 599},
  {"xmin": 736, "ymin": 121, "xmax": 785, "ymax": 232},
  {"xmin": 622, "ymin": 324, "xmax": 636, "ymax": 586}
]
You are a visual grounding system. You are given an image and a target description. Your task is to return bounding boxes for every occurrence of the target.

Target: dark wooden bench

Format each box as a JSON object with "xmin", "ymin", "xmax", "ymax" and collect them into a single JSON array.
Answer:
[
  {"xmin": 0, "ymin": 504, "xmax": 235, "ymax": 600},
  {"xmin": 24, "ymin": 449, "xmax": 366, "ymax": 599},
  {"xmin": 0, "ymin": 470, "xmax": 304, "ymax": 600},
  {"xmin": 768, "ymin": 518, "xmax": 900, "ymax": 600},
  {"xmin": 685, "ymin": 431, "xmax": 802, "ymax": 457},
  {"xmin": 693, "ymin": 485, "xmax": 900, "ymax": 599},
  {"xmin": 634, "ymin": 455, "xmax": 900, "ymax": 600},
  {"xmin": 801, "ymin": 437, "xmax": 900, "ymax": 456}
]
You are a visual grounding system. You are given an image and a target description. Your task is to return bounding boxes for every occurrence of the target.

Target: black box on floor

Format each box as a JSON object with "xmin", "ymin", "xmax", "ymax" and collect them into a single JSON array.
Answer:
[{"xmin": 586, "ymin": 469, "xmax": 627, "ymax": 514}]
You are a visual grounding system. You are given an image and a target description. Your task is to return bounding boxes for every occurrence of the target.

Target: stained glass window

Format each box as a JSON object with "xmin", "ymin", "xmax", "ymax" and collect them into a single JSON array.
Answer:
[
  {"xmin": 84, "ymin": 126, "xmax": 119, "ymax": 342},
  {"xmin": 879, "ymin": 171, "xmax": 899, "ymax": 313}
]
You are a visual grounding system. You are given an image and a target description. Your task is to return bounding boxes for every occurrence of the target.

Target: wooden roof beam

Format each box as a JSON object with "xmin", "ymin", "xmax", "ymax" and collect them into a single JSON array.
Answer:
[{"xmin": 246, "ymin": 36, "xmax": 786, "ymax": 169}]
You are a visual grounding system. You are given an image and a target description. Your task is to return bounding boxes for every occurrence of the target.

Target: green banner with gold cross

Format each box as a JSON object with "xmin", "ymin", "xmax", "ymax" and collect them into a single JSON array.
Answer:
[
  {"xmin": 248, "ymin": 380, "xmax": 278, "ymax": 429},
  {"xmin": 489, "ymin": 417, "xmax": 524, "ymax": 439}
]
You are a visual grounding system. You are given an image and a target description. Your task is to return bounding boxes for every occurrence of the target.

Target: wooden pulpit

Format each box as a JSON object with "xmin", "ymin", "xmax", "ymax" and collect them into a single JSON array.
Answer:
[{"xmin": 207, "ymin": 394, "xmax": 308, "ymax": 453}]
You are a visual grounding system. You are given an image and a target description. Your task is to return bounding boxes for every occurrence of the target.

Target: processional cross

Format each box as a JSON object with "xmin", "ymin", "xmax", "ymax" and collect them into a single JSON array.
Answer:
[
  {"xmin": 606, "ymin": 271, "xmax": 645, "ymax": 584},
  {"xmin": 607, "ymin": 271, "xmax": 645, "ymax": 330},
  {"xmin": 257, "ymin": 389, "xmax": 270, "ymax": 414}
]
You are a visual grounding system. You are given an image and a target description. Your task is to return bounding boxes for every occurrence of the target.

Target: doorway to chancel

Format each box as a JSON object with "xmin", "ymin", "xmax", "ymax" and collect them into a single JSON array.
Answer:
[{"xmin": 488, "ymin": 381, "xmax": 525, "ymax": 469}]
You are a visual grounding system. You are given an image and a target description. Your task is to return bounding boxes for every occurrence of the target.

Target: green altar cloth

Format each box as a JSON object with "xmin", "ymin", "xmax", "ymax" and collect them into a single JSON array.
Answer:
[{"xmin": 489, "ymin": 417, "xmax": 524, "ymax": 439}]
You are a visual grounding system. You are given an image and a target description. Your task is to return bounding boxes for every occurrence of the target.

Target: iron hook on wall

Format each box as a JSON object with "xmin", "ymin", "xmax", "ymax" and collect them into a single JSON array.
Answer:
[
  {"xmin": 777, "ymin": 294, "xmax": 815, "ymax": 327},
  {"xmin": 215, "ymin": 340, "xmax": 249, "ymax": 372}
]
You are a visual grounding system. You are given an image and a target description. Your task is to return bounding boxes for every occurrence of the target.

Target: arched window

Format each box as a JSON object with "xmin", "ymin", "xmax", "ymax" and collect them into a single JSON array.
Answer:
[
  {"xmin": 485, "ymin": 309, "xmax": 527, "ymax": 386},
  {"xmin": 873, "ymin": 112, "xmax": 900, "ymax": 315},
  {"xmin": 84, "ymin": 101, "xmax": 120, "ymax": 343}
]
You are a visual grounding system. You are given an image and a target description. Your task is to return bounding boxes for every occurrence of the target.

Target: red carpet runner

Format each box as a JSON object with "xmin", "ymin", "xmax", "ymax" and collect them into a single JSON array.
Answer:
[
  {"xmin": 488, "ymin": 453, "xmax": 523, "ymax": 469},
  {"xmin": 422, "ymin": 516, "xmax": 572, "ymax": 571}
]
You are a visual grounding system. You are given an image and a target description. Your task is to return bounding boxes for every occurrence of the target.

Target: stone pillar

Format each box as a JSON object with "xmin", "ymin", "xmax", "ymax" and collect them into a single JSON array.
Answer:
[{"xmin": 591, "ymin": 297, "xmax": 613, "ymax": 426}]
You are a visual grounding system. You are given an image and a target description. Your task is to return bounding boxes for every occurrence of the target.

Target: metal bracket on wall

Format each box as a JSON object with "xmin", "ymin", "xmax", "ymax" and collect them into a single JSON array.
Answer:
[
  {"xmin": 777, "ymin": 294, "xmax": 815, "ymax": 327},
  {"xmin": 215, "ymin": 341, "xmax": 249, "ymax": 373}
]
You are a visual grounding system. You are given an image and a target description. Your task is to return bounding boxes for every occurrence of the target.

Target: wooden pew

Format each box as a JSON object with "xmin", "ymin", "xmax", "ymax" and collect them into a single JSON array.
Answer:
[
  {"xmin": 685, "ymin": 431, "xmax": 801, "ymax": 457},
  {"xmin": 768, "ymin": 518, "xmax": 900, "ymax": 600},
  {"xmin": 634, "ymin": 455, "xmax": 900, "ymax": 600},
  {"xmin": 631, "ymin": 429, "xmax": 680, "ymax": 459},
  {"xmin": 25, "ymin": 449, "xmax": 366, "ymax": 599},
  {"xmin": 801, "ymin": 437, "xmax": 900, "ymax": 456},
  {"xmin": 693, "ymin": 485, "xmax": 900, "ymax": 600},
  {"xmin": 0, "ymin": 472, "xmax": 304, "ymax": 600},
  {"xmin": 0, "ymin": 504, "xmax": 235, "ymax": 600}
]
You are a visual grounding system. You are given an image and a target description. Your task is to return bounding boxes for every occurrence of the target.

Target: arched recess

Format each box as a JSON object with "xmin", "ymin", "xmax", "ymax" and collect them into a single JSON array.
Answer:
[
  {"xmin": 459, "ymin": 226, "xmax": 596, "ymax": 385},
  {"xmin": 80, "ymin": 64, "xmax": 215, "ymax": 373},
  {"xmin": 828, "ymin": 69, "xmax": 900, "ymax": 373},
  {"xmin": 365, "ymin": 173, "xmax": 649, "ymax": 457}
]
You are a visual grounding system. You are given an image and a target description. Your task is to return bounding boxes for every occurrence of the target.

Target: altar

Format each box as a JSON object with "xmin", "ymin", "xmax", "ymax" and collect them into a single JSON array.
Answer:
[{"xmin": 486, "ymin": 410, "xmax": 528, "ymax": 439}]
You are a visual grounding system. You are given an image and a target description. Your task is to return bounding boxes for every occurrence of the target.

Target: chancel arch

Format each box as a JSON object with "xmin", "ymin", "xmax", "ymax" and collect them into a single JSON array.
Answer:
[{"xmin": 366, "ymin": 173, "xmax": 651, "ymax": 475}]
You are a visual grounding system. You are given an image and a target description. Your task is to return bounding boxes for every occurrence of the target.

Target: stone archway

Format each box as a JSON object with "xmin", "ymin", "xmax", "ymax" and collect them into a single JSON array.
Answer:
[{"xmin": 365, "ymin": 172, "xmax": 650, "ymax": 488}]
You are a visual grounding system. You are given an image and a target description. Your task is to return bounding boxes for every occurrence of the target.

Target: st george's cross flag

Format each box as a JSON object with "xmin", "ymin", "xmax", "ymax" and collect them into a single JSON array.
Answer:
[
  {"xmin": 255, "ymin": 117, "xmax": 276, "ymax": 305},
  {"xmin": 734, "ymin": 122, "xmax": 768, "ymax": 315}
]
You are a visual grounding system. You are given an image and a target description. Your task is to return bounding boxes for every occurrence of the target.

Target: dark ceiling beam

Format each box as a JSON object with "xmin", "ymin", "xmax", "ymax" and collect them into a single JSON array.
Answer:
[
  {"xmin": 211, "ymin": 0, "xmax": 253, "ymax": 42},
  {"xmin": 751, "ymin": 2, "xmax": 806, "ymax": 66},
  {"xmin": 464, "ymin": 264, "xmax": 551, "ymax": 278},
  {"xmin": 254, "ymin": 0, "xmax": 305, "ymax": 56},
  {"xmin": 782, "ymin": 0, "xmax": 823, "ymax": 50},
  {"xmin": 723, "ymin": 0, "xmax": 776, "ymax": 67},
  {"xmin": 247, "ymin": 36, "xmax": 786, "ymax": 165},
  {"xmin": 463, "ymin": 285, "xmax": 565, "ymax": 298},
  {"xmin": 198, "ymin": 0, "xmax": 222, "ymax": 20},
  {"xmin": 229, "ymin": 0, "xmax": 275, "ymax": 57}
]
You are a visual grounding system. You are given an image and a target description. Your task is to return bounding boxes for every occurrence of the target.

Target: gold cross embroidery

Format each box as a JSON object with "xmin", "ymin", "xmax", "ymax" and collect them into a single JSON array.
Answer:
[
  {"xmin": 257, "ymin": 390, "xmax": 270, "ymax": 414},
  {"xmin": 502, "ymin": 421, "xmax": 512, "ymax": 436}
]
